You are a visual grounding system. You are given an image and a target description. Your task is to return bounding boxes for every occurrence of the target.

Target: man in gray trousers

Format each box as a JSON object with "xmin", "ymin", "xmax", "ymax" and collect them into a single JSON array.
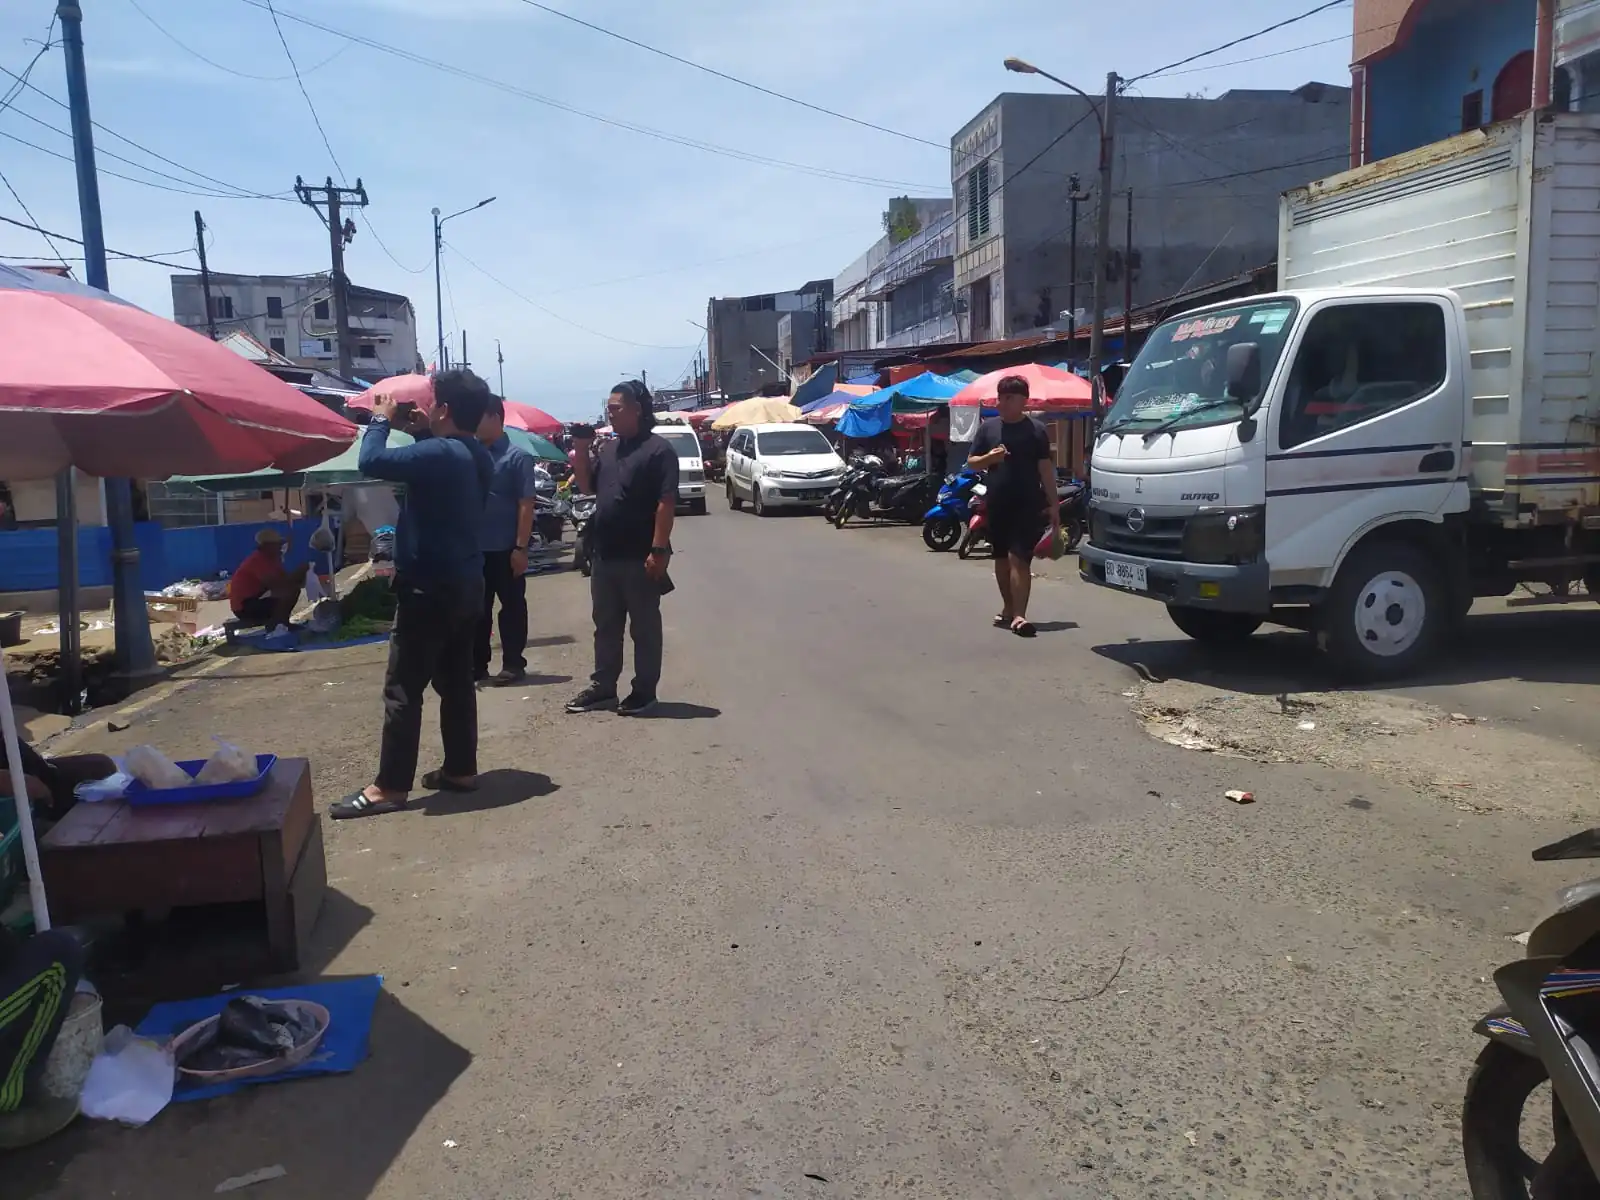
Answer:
[{"xmin": 566, "ymin": 380, "xmax": 678, "ymax": 717}]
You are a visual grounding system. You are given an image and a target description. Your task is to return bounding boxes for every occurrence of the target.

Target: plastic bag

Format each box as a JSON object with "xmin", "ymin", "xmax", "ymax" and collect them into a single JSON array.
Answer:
[
  {"xmin": 1034, "ymin": 526, "xmax": 1065, "ymax": 561},
  {"xmin": 124, "ymin": 745, "xmax": 192, "ymax": 790},
  {"xmin": 195, "ymin": 737, "xmax": 258, "ymax": 785},
  {"xmin": 75, "ymin": 771, "xmax": 135, "ymax": 803},
  {"xmin": 80, "ymin": 1025, "xmax": 174, "ymax": 1126},
  {"xmin": 304, "ymin": 571, "xmax": 326, "ymax": 604}
]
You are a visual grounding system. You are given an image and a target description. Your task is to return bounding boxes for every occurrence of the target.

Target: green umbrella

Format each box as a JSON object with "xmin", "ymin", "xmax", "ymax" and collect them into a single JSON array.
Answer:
[
  {"xmin": 505, "ymin": 428, "xmax": 565, "ymax": 462},
  {"xmin": 165, "ymin": 431, "xmax": 417, "ymax": 493}
]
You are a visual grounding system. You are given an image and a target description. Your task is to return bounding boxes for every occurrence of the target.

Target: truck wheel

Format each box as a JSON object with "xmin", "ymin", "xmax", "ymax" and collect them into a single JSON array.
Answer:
[
  {"xmin": 690, "ymin": 498, "xmax": 708, "ymax": 516},
  {"xmin": 1166, "ymin": 606, "xmax": 1262, "ymax": 644},
  {"xmin": 1320, "ymin": 540, "xmax": 1444, "ymax": 681}
]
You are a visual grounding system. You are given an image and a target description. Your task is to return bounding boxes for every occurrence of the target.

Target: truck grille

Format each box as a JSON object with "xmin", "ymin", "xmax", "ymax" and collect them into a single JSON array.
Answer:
[{"xmin": 1090, "ymin": 509, "xmax": 1188, "ymax": 561}]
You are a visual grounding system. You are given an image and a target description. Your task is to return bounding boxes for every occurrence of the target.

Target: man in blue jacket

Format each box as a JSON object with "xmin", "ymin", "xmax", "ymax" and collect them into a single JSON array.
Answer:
[{"xmin": 332, "ymin": 369, "xmax": 494, "ymax": 819}]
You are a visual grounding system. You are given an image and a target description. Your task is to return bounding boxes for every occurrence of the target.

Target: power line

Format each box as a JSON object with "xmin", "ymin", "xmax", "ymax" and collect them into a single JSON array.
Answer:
[
  {"xmin": 511, "ymin": 0, "xmax": 945, "ymax": 150},
  {"xmin": 0, "ymin": 127, "xmax": 287, "ymax": 200},
  {"xmin": 445, "ymin": 240, "xmax": 698, "ymax": 351},
  {"xmin": 359, "ymin": 215, "xmax": 428, "ymax": 274},
  {"xmin": 1143, "ymin": 12, "xmax": 1411, "ymax": 80},
  {"xmin": 0, "ymin": 167, "xmax": 71, "ymax": 271},
  {"xmin": 0, "ymin": 15, "xmax": 56, "ymax": 115},
  {"xmin": 0, "ymin": 213, "xmax": 197, "ymax": 269},
  {"xmin": 233, "ymin": 0, "xmax": 946, "ymax": 192},
  {"xmin": 263, "ymin": 0, "xmax": 347, "ymax": 182},
  {"xmin": 125, "ymin": 0, "xmax": 352, "ymax": 82},
  {"xmin": 1126, "ymin": 0, "xmax": 1351, "ymax": 86}
]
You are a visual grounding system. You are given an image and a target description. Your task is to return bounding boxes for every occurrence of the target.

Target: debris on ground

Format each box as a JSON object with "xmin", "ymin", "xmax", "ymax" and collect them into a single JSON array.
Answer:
[
  {"xmin": 214, "ymin": 1165, "xmax": 287, "ymax": 1193},
  {"xmin": 1225, "ymin": 790, "xmax": 1254, "ymax": 804}
]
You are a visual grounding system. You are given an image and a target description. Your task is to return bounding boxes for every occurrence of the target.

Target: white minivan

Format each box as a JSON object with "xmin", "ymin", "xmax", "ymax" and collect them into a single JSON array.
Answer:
[
  {"xmin": 653, "ymin": 416, "xmax": 708, "ymax": 515},
  {"xmin": 724, "ymin": 422, "xmax": 846, "ymax": 516}
]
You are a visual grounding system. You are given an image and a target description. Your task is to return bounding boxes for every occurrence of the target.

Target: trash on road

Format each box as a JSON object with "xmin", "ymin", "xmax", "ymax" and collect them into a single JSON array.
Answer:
[
  {"xmin": 215, "ymin": 1165, "xmax": 287, "ymax": 1192},
  {"xmin": 443, "ymin": 1139, "xmax": 459, "ymax": 1149},
  {"xmin": 1184, "ymin": 1130, "xmax": 1199, "ymax": 1146},
  {"xmin": 1225, "ymin": 790, "xmax": 1255, "ymax": 804},
  {"xmin": 1296, "ymin": 721, "xmax": 1316, "ymax": 731}
]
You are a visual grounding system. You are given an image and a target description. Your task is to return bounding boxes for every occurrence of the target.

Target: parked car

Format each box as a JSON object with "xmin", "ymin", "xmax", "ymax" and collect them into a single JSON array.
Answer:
[
  {"xmin": 653, "ymin": 416, "xmax": 709, "ymax": 515},
  {"xmin": 724, "ymin": 423, "xmax": 846, "ymax": 516}
]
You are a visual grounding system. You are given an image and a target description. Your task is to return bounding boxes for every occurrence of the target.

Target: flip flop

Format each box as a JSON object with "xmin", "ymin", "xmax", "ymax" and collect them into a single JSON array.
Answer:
[
  {"xmin": 422, "ymin": 770, "xmax": 478, "ymax": 793},
  {"xmin": 1010, "ymin": 618, "xmax": 1037, "ymax": 638},
  {"xmin": 993, "ymin": 614, "xmax": 1012, "ymax": 628},
  {"xmin": 330, "ymin": 792, "xmax": 408, "ymax": 820}
]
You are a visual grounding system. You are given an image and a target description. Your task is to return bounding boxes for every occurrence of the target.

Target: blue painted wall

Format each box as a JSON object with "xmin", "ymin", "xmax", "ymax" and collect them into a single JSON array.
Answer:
[
  {"xmin": 1367, "ymin": 0, "xmax": 1536, "ymax": 162},
  {"xmin": 0, "ymin": 518, "xmax": 319, "ymax": 593}
]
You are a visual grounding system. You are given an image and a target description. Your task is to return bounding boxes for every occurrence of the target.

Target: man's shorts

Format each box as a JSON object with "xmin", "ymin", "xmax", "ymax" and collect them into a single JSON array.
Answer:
[
  {"xmin": 987, "ymin": 503, "xmax": 1045, "ymax": 561},
  {"xmin": 233, "ymin": 596, "xmax": 275, "ymax": 624}
]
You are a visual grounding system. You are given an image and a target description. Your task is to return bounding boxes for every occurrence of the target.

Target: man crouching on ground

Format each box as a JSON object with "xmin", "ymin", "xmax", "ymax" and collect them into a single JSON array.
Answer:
[{"xmin": 566, "ymin": 380, "xmax": 677, "ymax": 717}]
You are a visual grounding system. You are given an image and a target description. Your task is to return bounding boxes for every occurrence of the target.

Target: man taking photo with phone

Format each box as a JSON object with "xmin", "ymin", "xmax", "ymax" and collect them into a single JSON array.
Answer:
[{"xmin": 967, "ymin": 373, "xmax": 1059, "ymax": 637}]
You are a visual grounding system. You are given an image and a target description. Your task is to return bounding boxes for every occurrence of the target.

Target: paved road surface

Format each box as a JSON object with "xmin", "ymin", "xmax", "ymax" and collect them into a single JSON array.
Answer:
[{"xmin": 16, "ymin": 496, "xmax": 1600, "ymax": 1199}]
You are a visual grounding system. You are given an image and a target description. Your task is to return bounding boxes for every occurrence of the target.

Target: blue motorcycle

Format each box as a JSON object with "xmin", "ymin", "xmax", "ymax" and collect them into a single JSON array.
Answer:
[{"xmin": 922, "ymin": 469, "xmax": 983, "ymax": 552}]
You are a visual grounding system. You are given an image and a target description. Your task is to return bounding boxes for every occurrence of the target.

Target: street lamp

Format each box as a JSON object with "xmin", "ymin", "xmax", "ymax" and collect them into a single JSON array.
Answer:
[
  {"xmin": 432, "ymin": 197, "xmax": 496, "ymax": 372},
  {"xmin": 1004, "ymin": 57, "xmax": 1118, "ymax": 385}
]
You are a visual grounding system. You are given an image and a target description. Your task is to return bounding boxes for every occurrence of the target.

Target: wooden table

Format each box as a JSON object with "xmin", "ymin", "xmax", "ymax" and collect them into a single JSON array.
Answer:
[{"xmin": 40, "ymin": 757, "xmax": 326, "ymax": 970}]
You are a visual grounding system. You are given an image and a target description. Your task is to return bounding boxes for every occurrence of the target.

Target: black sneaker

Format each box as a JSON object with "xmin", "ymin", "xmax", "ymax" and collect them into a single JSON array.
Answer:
[
  {"xmin": 566, "ymin": 686, "xmax": 618, "ymax": 713},
  {"xmin": 616, "ymin": 691, "xmax": 658, "ymax": 717},
  {"xmin": 487, "ymin": 669, "xmax": 526, "ymax": 687}
]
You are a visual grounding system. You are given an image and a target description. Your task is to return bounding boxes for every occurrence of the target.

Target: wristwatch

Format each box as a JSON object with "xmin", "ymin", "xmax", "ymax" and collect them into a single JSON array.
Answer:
[{"xmin": 650, "ymin": 546, "xmax": 672, "ymax": 557}]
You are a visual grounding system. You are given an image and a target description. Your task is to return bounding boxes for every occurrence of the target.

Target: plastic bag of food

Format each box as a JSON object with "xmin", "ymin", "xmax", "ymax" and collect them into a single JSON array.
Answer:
[
  {"xmin": 194, "ymin": 737, "xmax": 258, "ymax": 785},
  {"xmin": 124, "ymin": 745, "xmax": 192, "ymax": 790}
]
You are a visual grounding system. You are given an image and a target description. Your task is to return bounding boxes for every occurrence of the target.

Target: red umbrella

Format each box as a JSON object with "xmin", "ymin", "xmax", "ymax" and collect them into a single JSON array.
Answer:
[
  {"xmin": 0, "ymin": 289, "xmax": 355, "ymax": 481},
  {"xmin": 348, "ymin": 375, "xmax": 538, "ymax": 432},
  {"xmin": 503, "ymin": 400, "xmax": 562, "ymax": 438},
  {"xmin": 950, "ymin": 363, "xmax": 1093, "ymax": 413}
]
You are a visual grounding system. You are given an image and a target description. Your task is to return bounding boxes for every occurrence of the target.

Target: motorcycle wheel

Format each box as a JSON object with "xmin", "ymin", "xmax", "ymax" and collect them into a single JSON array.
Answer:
[
  {"xmin": 1463, "ymin": 1041, "xmax": 1600, "ymax": 1198},
  {"xmin": 957, "ymin": 529, "xmax": 978, "ymax": 560},
  {"xmin": 923, "ymin": 517, "xmax": 960, "ymax": 552}
]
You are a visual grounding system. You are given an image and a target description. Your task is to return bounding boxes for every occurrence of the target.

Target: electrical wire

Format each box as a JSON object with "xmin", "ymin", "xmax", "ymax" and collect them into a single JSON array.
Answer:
[
  {"xmin": 0, "ymin": 167, "xmax": 72, "ymax": 271},
  {"xmin": 360, "ymin": 215, "xmax": 428, "ymax": 274},
  {"xmin": 0, "ymin": 213, "xmax": 197, "ymax": 269},
  {"xmin": 0, "ymin": 15, "xmax": 56, "ymax": 115},
  {"xmin": 1126, "ymin": 0, "xmax": 1351, "ymax": 85},
  {"xmin": 511, "ymin": 0, "xmax": 945, "ymax": 150},
  {"xmin": 233, "ymin": 0, "xmax": 946, "ymax": 192},
  {"xmin": 0, "ymin": 127, "xmax": 286, "ymax": 200},
  {"xmin": 1142, "ymin": 12, "xmax": 1406, "ymax": 80},
  {"xmin": 444, "ymin": 240, "xmax": 698, "ymax": 351},
  {"xmin": 263, "ymin": 0, "xmax": 347, "ymax": 183},
  {"xmin": 125, "ymin": 0, "xmax": 352, "ymax": 83}
]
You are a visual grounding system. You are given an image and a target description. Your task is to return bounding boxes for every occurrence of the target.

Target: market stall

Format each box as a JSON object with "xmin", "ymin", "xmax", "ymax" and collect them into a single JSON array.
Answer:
[{"xmin": 949, "ymin": 364, "xmax": 1095, "ymax": 476}]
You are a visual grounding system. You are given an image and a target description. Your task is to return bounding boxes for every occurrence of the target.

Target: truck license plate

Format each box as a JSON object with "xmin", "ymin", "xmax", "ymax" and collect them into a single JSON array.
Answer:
[{"xmin": 1104, "ymin": 558, "xmax": 1148, "ymax": 591}]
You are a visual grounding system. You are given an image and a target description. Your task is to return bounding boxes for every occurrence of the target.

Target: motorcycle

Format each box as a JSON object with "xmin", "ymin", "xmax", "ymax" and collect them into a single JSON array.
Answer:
[
  {"xmin": 922, "ymin": 469, "xmax": 983, "ymax": 552},
  {"xmin": 824, "ymin": 454, "xmax": 887, "ymax": 523},
  {"xmin": 1464, "ymin": 827, "xmax": 1600, "ymax": 1198},
  {"xmin": 956, "ymin": 477, "xmax": 1088, "ymax": 558},
  {"xmin": 569, "ymin": 493, "xmax": 597, "ymax": 577},
  {"xmin": 957, "ymin": 484, "xmax": 989, "ymax": 559},
  {"xmin": 834, "ymin": 467, "xmax": 942, "ymax": 529}
]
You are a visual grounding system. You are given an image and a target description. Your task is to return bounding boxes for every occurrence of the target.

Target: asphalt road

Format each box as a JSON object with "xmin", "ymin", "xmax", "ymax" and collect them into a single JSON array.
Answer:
[{"xmin": 16, "ymin": 495, "xmax": 1600, "ymax": 1199}]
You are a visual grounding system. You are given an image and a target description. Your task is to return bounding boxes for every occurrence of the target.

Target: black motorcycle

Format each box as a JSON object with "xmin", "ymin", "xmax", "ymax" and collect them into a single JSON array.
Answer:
[
  {"xmin": 1058, "ymin": 476, "xmax": 1087, "ymax": 551},
  {"xmin": 833, "ymin": 469, "xmax": 942, "ymax": 528},
  {"xmin": 1463, "ymin": 826, "xmax": 1600, "ymax": 1198},
  {"xmin": 824, "ymin": 453, "xmax": 887, "ymax": 523},
  {"xmin": 570, "ymin": 493, "xmax": 597, "ymax": 577}
]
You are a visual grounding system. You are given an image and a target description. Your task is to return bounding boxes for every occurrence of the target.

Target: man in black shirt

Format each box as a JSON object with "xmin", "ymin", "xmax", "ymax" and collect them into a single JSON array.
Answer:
[
  {"xmin": 566, "ymin": 380, "xmax": 678, "ymax": 716},
  {"xmin": 967, "ymin": 373, "xmax": 1059, "ymax": 637}
]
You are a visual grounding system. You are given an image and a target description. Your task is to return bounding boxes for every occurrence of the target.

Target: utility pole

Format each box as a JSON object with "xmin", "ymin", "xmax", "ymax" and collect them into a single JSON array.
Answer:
[
  {"xmin": 641, "ymin": 368, "xmax": 648, "ymax": 391},
  {"xmin": 295, "ymin": 175, "xmax": 367, "ymax": 381},
  {"xmin": 496, "ymin": 339, "xmax": 505, "ymax": 395},
  {"xmin": 195, "ymin": 210, "xmax": 217, "ymax": 340},
  {"xmin": 461, "ymin": 329, "xmax": 468, "ymax": 372},
  {"xmin": 1066, "ymin": 174, "xmax": 1084, "ymax": 343},
  {"xmin": 1088, "ymin": 71, "xmax": 1119, "ymax": 386},
  {"xmin": 1123, "ymin": 188, "xmax": 1135, "ymax": 356},
  {"xmin": 59, "ymin": 0, "xmax": 157, "ymax": 694}
]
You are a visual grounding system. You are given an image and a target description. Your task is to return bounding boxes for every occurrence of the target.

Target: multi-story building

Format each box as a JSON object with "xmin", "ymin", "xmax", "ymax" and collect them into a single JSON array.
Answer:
[
  {"xmin": 831, "ymin": 197, "xmax": 956, "ymax": 353},
  {"xmin": 1349, "ymin": 0, "xmax": 1600, "ymax": 165},
  {"xmin": 950, "ymin": 85, "xmax": 1349, "ymax": 342},
  {"xmin": 169, "ymin": 272, "xmax": 421, "ymax": 380},
  {"xmin": 706, "ymin": 279, "xmax": 832, "ymax": 399}
]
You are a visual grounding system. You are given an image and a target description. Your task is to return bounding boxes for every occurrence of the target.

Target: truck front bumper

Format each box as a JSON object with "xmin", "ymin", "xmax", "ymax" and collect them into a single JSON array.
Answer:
[{"xmin": 1078, "ymin": 543, "xmax": 1270, "ymax": 613}]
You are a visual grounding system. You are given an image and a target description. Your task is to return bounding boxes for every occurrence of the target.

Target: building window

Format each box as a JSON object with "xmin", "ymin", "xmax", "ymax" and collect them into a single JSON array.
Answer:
[
  {"xmin": 313, "ymin": 299, "xmax": 330, "ymax": 321},
  {"xmin": 357, "ymin": 343, "xmax": 377, "ymax": 360},
  {"xmin": 965, "ymin": 161, "xmax": 991, "ymax": 243},
  {"xmin": 1461, "ymin": 90, "xmax": 1484, "ymax": 132},
  {"xmin": 210, "ymin": 295, "xmax": 234, "ymax": 320},
  {"xmin": 269, "ymin": 337, "xmax": 286, "ymax": 354},
  {"xmin": 265, "ymin": 296, "xmax": 283, "ymax": 319}
]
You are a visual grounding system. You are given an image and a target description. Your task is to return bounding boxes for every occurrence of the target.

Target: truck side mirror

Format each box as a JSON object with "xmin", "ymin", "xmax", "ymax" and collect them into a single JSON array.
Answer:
[{"xmin": 1226, "ymin": 342, "xmax": 1261, "ymax": 404}]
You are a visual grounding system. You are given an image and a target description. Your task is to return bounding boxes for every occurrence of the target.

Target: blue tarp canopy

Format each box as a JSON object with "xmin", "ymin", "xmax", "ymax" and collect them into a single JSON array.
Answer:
[
  {"xmin": 836, "ymin": 373, "xmax": 963, "ymax": 438},
  {"xmin": 790, "ymin": 363, "xmax": 838, "ymax": 410},
  {"xmin": 799, "ymin": 388, "xmax": 865, "ymax": 414}
]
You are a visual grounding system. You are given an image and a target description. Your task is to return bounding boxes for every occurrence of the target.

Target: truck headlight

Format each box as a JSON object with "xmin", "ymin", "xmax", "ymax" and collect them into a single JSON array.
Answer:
[{"xmin": 1181, "ymin": 506, "xmax": 1265, "ymax": 565}]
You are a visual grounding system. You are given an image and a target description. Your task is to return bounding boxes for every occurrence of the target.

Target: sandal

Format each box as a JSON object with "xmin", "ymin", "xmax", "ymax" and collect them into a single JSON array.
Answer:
[
  {"xmin": 422, "ymin": 770, "xmax": 478, "ymax": 793},
  {"xmin": 1010, "ymin": 618, "xmax": 1037, "ymax": 638},
  {"xmin": 993, "ymin": 614, "xmax": 1012, "ymax": 628},
  {"xmin": 331, "ymin": 791, "xmax": 408, "ymax": 820}
]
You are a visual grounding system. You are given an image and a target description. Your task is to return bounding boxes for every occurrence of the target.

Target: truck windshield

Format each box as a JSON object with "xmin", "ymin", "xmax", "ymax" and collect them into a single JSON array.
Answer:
[{"xmin": 1102, "ymin": 299, "xmax": 1299, "ymax": 435}]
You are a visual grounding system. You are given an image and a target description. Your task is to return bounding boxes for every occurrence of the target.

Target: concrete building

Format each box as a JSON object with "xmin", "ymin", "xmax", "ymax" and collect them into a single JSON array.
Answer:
[
  {"xmin": 950, "ymin": 86, "xmax": 1349, "ymax": 342},
  {"xmin": 831, "ymin": 198, "xmax": 956, "ymax": 353},
  {"xmin": 1349, "ymin": 0, "xmax": 1588, "ymax": 166},
  {"xmin": 169, "ymin": 272, "xmax": 422, "ymax": 380},
  {"xmin": 706, "ymin": 279, "xmax": 832, "ymax": 399}
]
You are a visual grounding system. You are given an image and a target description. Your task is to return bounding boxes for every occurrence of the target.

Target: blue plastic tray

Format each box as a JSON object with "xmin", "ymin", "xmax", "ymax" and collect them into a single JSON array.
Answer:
[{"xmin": 124, "ymin": 754, "xmax": 277, "ymax": 807}]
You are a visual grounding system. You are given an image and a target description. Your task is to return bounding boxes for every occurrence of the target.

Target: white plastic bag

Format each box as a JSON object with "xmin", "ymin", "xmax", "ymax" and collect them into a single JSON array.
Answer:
[
  {"xmin": 125, "ymin": 745, "xmax": 192, "ymax": 790},
  {"xmin": 79, "ymin": 1025, "xmax": 174, "ymax": 1126},
  {"xmin": 304, "ymin": 571, "xmax": 326, "ymax": 605},
  {"xmin": 194, "ymin": 737, "xmax": 257, "ymax": 785}
]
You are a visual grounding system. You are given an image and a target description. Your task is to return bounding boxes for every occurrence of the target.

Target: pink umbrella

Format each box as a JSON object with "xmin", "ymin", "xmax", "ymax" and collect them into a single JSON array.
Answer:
[
  {"xmin": 950, "ymin": 363, "xmax": 1094, "ymax": 413},
  {"xmin": 802, "ymin": 401, "xmax": 849, "ymax": 425},
  {"xmin": 0, "ymin": 289, "xmax": 356, "ymax": 480},
  {"xmin": 348, "ymin": 375, "xmax": 548, "ymax": 433},
  {"xmin": 685, "ymin": 406, "xmax": 724, "ymax": 426},
  {"xmin": 504, "ymin": 400, "xmax": 563, "ymax": 438}
]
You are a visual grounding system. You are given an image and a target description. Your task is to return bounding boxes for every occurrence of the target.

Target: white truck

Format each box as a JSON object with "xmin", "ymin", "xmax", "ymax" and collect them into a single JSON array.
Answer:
[{"xmin": 1079, "ymin": 110, "xmax": 1600, "ymax": 679}]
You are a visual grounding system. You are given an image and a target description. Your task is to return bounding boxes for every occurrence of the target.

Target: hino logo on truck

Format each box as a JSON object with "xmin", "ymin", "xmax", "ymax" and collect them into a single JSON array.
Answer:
[
  {"xmin": 1126, "ymin": 508, "xmax": 1146, "ymax": 533},
  {"xmin": 1181, "ymin": 491, "xmax": 1220, "ymax": 502}
]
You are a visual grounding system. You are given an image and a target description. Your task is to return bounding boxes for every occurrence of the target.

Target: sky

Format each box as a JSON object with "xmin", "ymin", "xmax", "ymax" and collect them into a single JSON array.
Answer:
[{"xmin": 0, "ymin": 0, "xmax": 1354, "ymax": 419}]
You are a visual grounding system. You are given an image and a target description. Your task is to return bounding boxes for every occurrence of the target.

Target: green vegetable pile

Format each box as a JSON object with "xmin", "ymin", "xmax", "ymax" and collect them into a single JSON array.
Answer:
[
  {"xmin": 339, "ymin": 578, "xmax": 397, "ymax": 623},
  {"xmin": 329, "ymin": 615, "xmax": 389, "ymax": 642}
]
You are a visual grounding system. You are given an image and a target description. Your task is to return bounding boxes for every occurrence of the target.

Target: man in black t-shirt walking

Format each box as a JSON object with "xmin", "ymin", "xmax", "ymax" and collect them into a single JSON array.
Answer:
[
  {"xmin": 566, "ymin": 380, "xmax": 679, "ymax": 716},
  {"xmin": 967, "ymin": 373, "xmax": 1059, "ymax": 637}
]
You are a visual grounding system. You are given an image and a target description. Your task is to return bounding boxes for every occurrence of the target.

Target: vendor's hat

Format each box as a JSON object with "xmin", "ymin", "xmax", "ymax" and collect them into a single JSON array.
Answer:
[{"xmin": 255, "ymin": 528, "xmax": 285, "ymax": 548}]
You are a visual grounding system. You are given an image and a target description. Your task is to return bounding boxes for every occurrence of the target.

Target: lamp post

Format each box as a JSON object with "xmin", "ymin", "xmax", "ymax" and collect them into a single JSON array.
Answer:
[
  {"xmin": 1003, "ymin": 58, "xmax": 1118, "ymax": 383},
  {"xmin": 431, "ymin": 196, "xmax": 495, "ymax": 371}
]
